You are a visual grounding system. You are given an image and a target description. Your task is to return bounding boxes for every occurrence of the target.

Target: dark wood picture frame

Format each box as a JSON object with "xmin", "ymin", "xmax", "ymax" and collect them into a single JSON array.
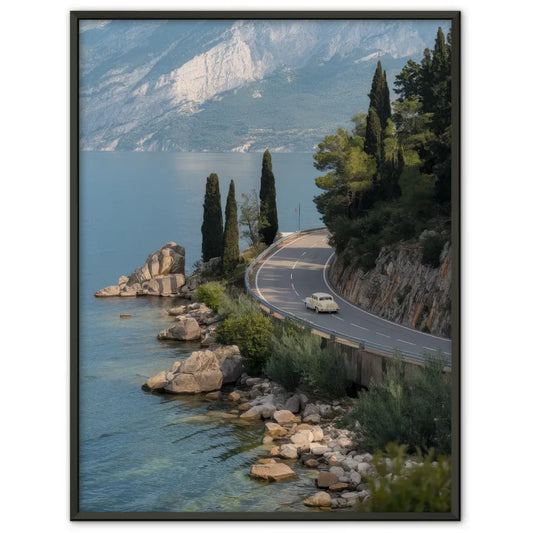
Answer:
[{"xmin": 71, "ymin": 10, "xmax": 460, "ymax": 520}]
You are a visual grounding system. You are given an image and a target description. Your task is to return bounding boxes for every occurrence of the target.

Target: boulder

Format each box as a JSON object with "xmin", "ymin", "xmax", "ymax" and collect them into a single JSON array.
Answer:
[
  {"xmin": 264, "ymin": 423, "xmax": 288, "ymax": 440},
  {"xmin": 316, "ymin": 471, "xmax": 339, "ymax": 489},
  {"xmin": 273, "ymin": 410, "xmax": 299, "ymax": 425},
  {"xmin": 168, "ymin": 305, "xmax": 187, "ymax": 316},
  {"xmin": 127, "ymin": 242, "xmax": 185, "ymax": 286},
  {"xmin": 204, "ymin": 391, "xmax": 221, "ymax": 401},
  {"xmin": 158, "ymin": 317, "xmax": 202, "ymax": 341},
  {"xmin": 228, "ymin": 391, "xmax": 241, "ymax": 402},
  {"xmin": 303, "ymin": 414, "xmax": 321, "ymax": 424},
  {"xmin": 145, "ymin": 371, "xmax": 173, "ymax": 390},
  {"xmin": 262, "ymin": 436, "xmax": 273, "ymax": 445},
  {"xmin": 309, "ymin": 443, "xmax": 328, "ymax": 456},
  {"xmin": 218, "ymin": 353, "xmax": 243, "ymax": 385},
  {"xmin": 349, "ymin": 471, "xmax": 362, "ymax": 486},
  {"xmin": 329, "ymin": 482, "xmax": 349, "ymax": 492},
  {"xmin": 338, "ymin": 437, "xmax": 353, "ymax": 448},
  {"xmin": 259, "ymin": 403, "xmax": 276, "ymax": 419},
  {"xmin": 290, "ymin": 430, "xmax": 314, "ymax": 448},
  {"xmin": 250, "ymin": 463, "xmax": 297, "ymax": 482},
  {"xmin": 279, "ymin": 444, "xmax": 299, "ymax": 459},
  {"xmin": 284, "ymin": 394, "xmax": 300, "ymax": 413},
  {"xmin": 163, "ymin": 350, "xmax": 222, "ymax": 394},
  {"xmin": 304, "ymin": 458, "xmax": 319, "ymax": 468},
  {"xmin": 240, "ymin": 406, "xmax": 263, "ymax": 420},
  {"xmin": 95, "ymin": 285, "xmax": 120, "ymax": 297},
  {"xmin": 302, "ymin": 403, "xmax": 319, "ymax": 418},
  {"xmin": 303, "ymin": 492, "xmax": 331, "ymax": 508},
  {"xmin": 357, "ymin": 462, "xmax": 372, "ymax": 475},
  {"xmin": 329, "ymin": 466, "xmax": 345, "ymax": 479},
  {"xmin": 311, "ymin": 426, "xmax": 324, "ymax": 442},
  {"xmin": 257, "ymin": 458, "xmax": 277, "ymax": 465}
]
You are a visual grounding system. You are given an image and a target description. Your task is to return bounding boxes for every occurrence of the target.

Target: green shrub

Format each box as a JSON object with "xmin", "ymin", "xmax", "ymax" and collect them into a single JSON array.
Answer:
[
  {"xmin": 265, "ymin": 321, "xmax": 315, "ymax": 391},
  {"xmin": 357, "ymin": 443, "xmax": 452, "ymax": 512},
  {"xmin": 216, "ymin": 312, "xmax": 273, "ymax": 375},
  {"xmin": 422, "ymin": 235, "xmax": 444, "ymax": 268},
  {"xmin": 342, "ymin": 355, "xmax": 451, "ymax": 455},
  {"xmin": 195, "ymin": 281, "xmax": 225, "ymax": 312},
  {"xmin": 217, "ymin": 290, "xmax": 261, "ymax": 319},
  {"xmin": 305, "ymin": 343, "xmax": 348, "ymax": 398},
  {"xmin": 265, "ymin": 320, "xmax": 347, "ymax": 397}
]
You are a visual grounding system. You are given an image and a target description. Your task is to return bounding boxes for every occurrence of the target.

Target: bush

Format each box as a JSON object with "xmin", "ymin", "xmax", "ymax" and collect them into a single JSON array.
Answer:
[
  {"xmin": 216, "ymin": 312, "xmax": 273, "ymax": 375},
  {"xmin": 195, "ymin": 282, "xmax": 225, "ymax": 312},
  {"xmin": 265, "ymin": 321, "xmax": 315, "ymax": 391},
  {"xmin": 342, "ymin": 355, "xmax": 451, "ymax": 455},
  {"xmin": 217, "ymin": 290, "xmax": 261, "ymax": 320},
  {"xmin": 422, "ymin": 235, "xmax": 444, "ymax": 268},
  {"xmin": 305, "ymin": 343, "xmax": 348, "ymax": 399},
  {"xmin": 357, "ymin": 443, "xmax": 452, "ymax": 512},
  {"xmin": 265, "ymin": 320, "xmax": 348, "ymax": 397}
]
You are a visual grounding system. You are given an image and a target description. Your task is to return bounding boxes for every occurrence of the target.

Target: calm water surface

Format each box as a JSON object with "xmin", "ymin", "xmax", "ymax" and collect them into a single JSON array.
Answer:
[{"xmin": 79, "ymin": 152, "xmax": 323, "ymax": 512}]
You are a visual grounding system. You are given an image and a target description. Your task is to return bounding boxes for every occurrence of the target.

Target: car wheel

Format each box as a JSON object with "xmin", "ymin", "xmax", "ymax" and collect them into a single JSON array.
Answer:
[{"xmin": 315, "ymin": 306, "xmax": 319, "ymax": 313}]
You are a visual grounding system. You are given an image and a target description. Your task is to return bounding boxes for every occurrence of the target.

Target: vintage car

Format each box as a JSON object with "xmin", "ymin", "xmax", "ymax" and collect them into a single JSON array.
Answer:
[{"xmin": 304, "ymin": 292, "xmax": 339, "ymax": 313}]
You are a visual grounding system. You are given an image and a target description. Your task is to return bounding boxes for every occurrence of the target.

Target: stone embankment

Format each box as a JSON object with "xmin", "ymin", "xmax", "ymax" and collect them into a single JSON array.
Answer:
[{"xmin": 329, "ymin": 234, "xmax": 452, "ymax": 337}]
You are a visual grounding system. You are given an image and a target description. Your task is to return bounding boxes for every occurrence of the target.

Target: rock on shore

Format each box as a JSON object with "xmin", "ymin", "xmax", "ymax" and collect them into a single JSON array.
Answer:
[
  {"xmin": 144, "ymin": 345, "xmax": 242, "ymax": 394},
  {"xmin": 95, "ymin": 242, "xmax": 186, "ymax": 297}
]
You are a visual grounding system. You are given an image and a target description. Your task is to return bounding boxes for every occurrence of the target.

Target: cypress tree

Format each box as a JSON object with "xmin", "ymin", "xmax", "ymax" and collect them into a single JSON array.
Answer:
[
  {"xmin": 259, "ymin": 149, "xmax": 278, "ymax": 245},
  {"xmin": 368, "ymin": 61, "xmax": 391, "ymax": 129},
  {"xmin": 364, "ymin": 107, "xmax": 382, "ymax": 162},
  {"xmin": 201, "ymin": 173, "xmax": 223, "ymax": 262},
  {"xmin": 222, "ymin": 180, "xmax": 240, "ymax": 274}
]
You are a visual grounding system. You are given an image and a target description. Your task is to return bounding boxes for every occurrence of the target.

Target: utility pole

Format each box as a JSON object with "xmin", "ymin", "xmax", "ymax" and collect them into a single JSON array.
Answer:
[{"xmin": 298, "ymin": 203, "xmax": 301, "ymax": 232}]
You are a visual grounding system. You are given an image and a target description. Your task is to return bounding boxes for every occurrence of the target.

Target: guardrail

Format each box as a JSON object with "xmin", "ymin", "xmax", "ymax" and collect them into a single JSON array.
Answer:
[{"xmin": 245, "ymin": 229, "xmax": 451, "ymax": 368}]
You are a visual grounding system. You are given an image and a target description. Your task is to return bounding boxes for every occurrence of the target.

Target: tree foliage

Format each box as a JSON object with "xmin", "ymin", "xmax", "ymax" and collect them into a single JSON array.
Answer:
[
  {"xmin": 259, "ymin": 149, "xmax": 279, "ymax": 245},
  {"xmin": 222, "ymin": 180, "xmax": 240, "ymax": 275},
  {"xmin": 313, "ymin": 27, "xmax": 452, "ymax": 273},
  {"xmin": 239, "ymin": 189, "xmax": 267, "ymax": 249},
  {"xmin": 201, "ymin": 173, "xmax": 223, "ymax": 262}
]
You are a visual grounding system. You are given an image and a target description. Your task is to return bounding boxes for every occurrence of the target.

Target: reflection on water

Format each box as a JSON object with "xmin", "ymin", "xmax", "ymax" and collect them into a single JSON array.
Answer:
[{"xmin": 79, "ymin": 152, "xmax": 323, "ymax": 513}]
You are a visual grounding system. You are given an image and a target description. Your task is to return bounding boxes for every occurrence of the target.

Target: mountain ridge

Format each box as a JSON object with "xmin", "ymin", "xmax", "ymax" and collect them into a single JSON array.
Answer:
[{"xmin": 79, "ymin": 19, "xmax": 451, "ymax": 152}]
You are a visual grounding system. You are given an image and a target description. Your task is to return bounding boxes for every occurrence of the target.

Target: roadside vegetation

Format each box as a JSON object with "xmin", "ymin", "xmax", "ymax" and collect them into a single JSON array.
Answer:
[
  {"xmin": 313, "ymin": 27, "xmax": 452, "ymax": 271},
  {"xmin": 356, "ymin": 443, "xmax": 452, "ymax": 512}
]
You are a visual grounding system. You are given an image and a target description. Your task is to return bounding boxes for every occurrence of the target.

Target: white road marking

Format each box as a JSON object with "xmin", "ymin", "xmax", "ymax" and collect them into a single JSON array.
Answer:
[
  {"xmin": 376, "ymin": 332, "xmax": 391, "ymax": 338},
  {"xmin": 350, "ymin": 323, "xmax": 369, "ymax": 331},
  {"xmin": 292, "ymin": 261, "xmax": 298, "ymax": 270},
  {"xmin": 290, "ymin": 273, "xmax": 293, "ymax": 279},
  {"xmin": 423, "ymin": 346, "xmax": 437, "ymax": 352},
  {"xmin": 301, "ymin": 251, "xmax": 306, "ymax": 256},
  {"xmin": 397, "ymin": 339, "xmax": 416, "ymax": 346},
  {"xmin": 291, "ymin": 283, "xmax": 300, "ymax": 297},
  {"xmin": 334, "ymin": 316, "xmax": 344, "ymax": 321}
]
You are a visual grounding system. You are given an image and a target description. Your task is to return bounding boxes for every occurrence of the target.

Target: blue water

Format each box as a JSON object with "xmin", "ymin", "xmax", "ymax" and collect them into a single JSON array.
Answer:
[{"xmin": 78, "ymin": 152, "xmax": 323, "ymax": 513}]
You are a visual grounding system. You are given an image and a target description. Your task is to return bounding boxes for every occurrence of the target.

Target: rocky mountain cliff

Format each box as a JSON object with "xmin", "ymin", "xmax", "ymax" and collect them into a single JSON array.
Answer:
[
  {"xmin": 329, "ymin": 241, "xmax": 452, "ymax": 338},
  {"xmin": 79, "ymin": 19, "xmax": 450, "ymax": 152}
]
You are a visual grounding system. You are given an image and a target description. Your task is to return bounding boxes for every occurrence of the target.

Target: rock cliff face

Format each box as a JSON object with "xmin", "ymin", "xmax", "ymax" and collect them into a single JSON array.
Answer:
[{"xmin": 329, "ymin": 242, "xmax": 452, "ymax": 338}]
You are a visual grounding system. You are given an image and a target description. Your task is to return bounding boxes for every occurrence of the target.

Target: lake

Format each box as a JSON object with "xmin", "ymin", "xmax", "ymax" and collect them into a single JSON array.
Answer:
[{"xmin": 78, "ymin": 151, "xmax": 323, "ymax": 512}]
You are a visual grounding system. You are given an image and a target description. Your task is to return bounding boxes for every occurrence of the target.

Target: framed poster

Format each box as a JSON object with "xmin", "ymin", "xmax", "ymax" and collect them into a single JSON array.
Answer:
[{"xmin": 71, "ymin": 11, "xmax": 460, "ymax": 520}]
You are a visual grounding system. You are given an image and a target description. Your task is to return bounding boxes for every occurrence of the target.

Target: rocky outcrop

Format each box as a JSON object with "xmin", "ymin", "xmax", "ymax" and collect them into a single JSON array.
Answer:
[
  {"xmin": 95, "ymin": 242, "xmax": 186, "ymax": 298},
  {"xmin": 157, "ymin": 317, "xmax": 203, "ymax": 341},
  {"xmin": 144, "ymin": 345, "xmax": 242, "ymax": 394},
  {"xmin": 329, "ymin": 239, "xmax": 452, "ymax": 337},
  {"xmin": 249, "ymin": 462, "xmax": 297, "ymax": 482}
]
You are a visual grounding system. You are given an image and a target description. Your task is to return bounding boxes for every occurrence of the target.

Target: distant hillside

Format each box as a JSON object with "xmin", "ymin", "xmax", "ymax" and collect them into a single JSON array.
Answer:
[{"xmin": 79, "ymin": 19, "xmax": 451, "ymax": 152}]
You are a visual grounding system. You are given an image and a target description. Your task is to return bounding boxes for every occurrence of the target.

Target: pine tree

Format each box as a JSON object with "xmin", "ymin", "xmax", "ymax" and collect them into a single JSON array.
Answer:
[
  {"xmin": 368, "ymin": 61, "xmax": 391, "ymax": 129},
  {"xmin": 201, "ymin": 173, "xmax": 223, "ymax": 262},
  {"xmin": 259, "ymin": 149, "xmax": 278, "ymax": 245},
  {"xmin": 222, "ymin": 180, "xmax": 240, "ymax": 274}
]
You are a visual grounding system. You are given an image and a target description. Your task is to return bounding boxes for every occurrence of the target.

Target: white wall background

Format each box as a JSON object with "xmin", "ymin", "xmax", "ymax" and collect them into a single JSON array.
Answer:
[{"xmin": 1, "ymin": 0, "xmax": 531, "ymax": 531}]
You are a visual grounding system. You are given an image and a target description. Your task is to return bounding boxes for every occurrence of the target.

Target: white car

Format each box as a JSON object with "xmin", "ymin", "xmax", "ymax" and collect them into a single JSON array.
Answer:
[{"xmin": 305, "ymin": 292, "xmax": 339, "ymax": 313}]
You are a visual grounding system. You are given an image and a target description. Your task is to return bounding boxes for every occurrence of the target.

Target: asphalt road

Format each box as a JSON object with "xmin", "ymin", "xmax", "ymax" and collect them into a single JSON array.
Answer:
[{"xmin": 252, "ymin": 229, "xmax": 452, "ymax": 365}]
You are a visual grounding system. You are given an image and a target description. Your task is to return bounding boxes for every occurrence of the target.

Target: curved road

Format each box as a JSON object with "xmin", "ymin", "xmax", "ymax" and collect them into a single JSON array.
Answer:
[{"xmin": 252, "ymin": 229, "xmax": 452, "ymax": 365}]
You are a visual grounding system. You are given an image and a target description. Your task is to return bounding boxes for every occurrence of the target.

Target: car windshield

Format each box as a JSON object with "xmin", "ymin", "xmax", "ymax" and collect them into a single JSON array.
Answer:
[{"xmin": 319, "ymin": 296, "xmax": 332, "ymax": 300}]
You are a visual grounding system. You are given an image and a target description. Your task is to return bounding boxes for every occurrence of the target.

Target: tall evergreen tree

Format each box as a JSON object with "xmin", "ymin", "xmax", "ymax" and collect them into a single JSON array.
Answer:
[
  {"xmin": 259, "ymin": 149, "xmax": 278, "ymax": 245},
  {"xmin": 368, "ymin": 61, "xmax": 392, "ymax": 129},
  {"xmin": 201, "ymin": 173, "xmax": 223, "ymax": 262},
  {"xmin": 364, "ymin": 107, "xmax": 382, "ymax": 162},
  {"xmin": 222, "ymin": 180, "xmax": 240, "ymax": 274}
]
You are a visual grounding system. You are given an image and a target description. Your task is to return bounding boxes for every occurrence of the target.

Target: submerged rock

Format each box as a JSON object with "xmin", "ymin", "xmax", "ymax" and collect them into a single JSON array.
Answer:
[
  {"xmin": 250, "ymin": 463, "xmax": 297, "ymax": 482},
  {"xmin": 303, "ymin": 492, "xmax": 331, "ymax": 507}
]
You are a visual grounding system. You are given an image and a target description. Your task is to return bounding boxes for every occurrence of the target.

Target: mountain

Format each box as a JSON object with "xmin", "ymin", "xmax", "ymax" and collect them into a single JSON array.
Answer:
[{"xmin": 79, "ymin": 19, "xmax": 451, "ymax": 152}]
